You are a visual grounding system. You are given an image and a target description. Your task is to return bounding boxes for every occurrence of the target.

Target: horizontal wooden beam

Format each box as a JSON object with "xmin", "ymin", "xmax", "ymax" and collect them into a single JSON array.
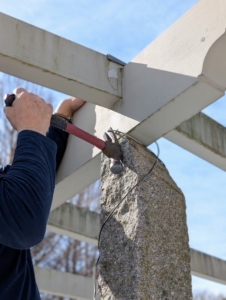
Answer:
[
  {"xmin": 47, "ymin": 203, "xmax": 99, "ymax": 245},
  {"xmin": 191, "ymin": 248, "xmax": 226, "ymax": 286},
  {"xmin": 0, "ymin": 13, "xmax": 122, "ymax": 107},
  {"xmin": 34, "ymin": 266, "xmax": 99, "ymax": 300},
  {"xmin": 165, "ymin": 112, "xmax": 226, "ymax": 171}
]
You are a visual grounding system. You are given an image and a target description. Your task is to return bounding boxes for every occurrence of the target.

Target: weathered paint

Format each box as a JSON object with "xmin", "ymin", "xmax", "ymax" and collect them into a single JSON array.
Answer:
[
  {"xmin": 0, "ymin": 12, "xmax": 122, "ymax": 107},
  {"xmin": 35, "ymin": 266, "xmax": 97, "ymax": 300},
  {"xmin": 176, "ymin": 112, "xmax": 226, "ymax": 157},
  {"xmin": 165, "ymin": 112, "xmax": 226, "ymax": 171},
  {"xmin": 191, "ymin": 248, "xmax": 226, "ymax": 285},
  {"xmin": 47, "ymin": 203, "xmax": 99, "ymax": 245}
]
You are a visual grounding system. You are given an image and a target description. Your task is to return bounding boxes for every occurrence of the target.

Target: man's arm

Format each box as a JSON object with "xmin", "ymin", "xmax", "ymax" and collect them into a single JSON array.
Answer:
[
  {"xmin": 0, "ymin": 91, "xmax": 85, "ymax": 250},
  {"xmin": 0, "ymin": 131, "xmax": 56, "ymax": 249},
  {"xmin": 47, "ymin": 96, "xmax": 85, "ymax": 171},
  {"xmin": 0, "ymin": 88, "xmax": 55, "ymax": 249}
]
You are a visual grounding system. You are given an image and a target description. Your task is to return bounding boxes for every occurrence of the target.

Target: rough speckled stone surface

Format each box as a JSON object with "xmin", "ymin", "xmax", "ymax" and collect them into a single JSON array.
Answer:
[{"xmin": 98, "ymin": 138, "xmax": 192, "ymax": 300}]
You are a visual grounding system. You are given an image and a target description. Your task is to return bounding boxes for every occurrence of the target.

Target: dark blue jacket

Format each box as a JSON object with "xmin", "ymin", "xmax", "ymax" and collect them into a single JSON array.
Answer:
[{"xmin": 0, "ymin": 127, "xmax": 69, "ymax": 300}]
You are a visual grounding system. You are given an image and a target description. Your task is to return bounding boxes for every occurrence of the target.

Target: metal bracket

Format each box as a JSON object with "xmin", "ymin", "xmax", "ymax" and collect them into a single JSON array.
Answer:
[{"xmin": 107, "ymin": 54, "xmax": 126, "ymax": 66}]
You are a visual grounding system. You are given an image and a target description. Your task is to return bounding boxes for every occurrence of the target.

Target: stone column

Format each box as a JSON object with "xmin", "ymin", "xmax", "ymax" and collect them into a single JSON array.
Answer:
[{"xmin": 98, "ymin": 138, "xmax": 192, "ymax": 300}]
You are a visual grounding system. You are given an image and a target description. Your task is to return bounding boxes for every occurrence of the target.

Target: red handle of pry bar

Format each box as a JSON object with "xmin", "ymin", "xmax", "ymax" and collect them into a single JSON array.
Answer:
[
  {"xmin": 3, "ymin": 95, "xmax": 106, "ymax": 151},
  {"xmin": 65, "ymin": 122, "xmax": 105, "ymax": 150},
  {"xmin": 50, "ymin": 115, "xmax": 105, "ymax": 150}
]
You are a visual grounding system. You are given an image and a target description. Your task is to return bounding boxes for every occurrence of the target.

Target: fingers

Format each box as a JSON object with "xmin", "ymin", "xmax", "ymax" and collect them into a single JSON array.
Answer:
[
  {"xmin": 3, "ymin": 87, "xmax": 27, "ymax": 108},
  {"xmin": 13, "ymin": 87, "xmax": 27, "ymax": 103},
  {"xmin": 13, "ymin": 88, "xmax": 40, "ymax": 102},
  {"xmin": 54, "ymin": 97, "xmax": 86, "ymax": 117},
  {"xmin": 47, "ymin": 103, "xmax": 53, "ymax": 111},
  {"xmin": 3, "ymin": 87, "xmax": 52, "ymax": 135},
  {"xmin": 3, "ymin": 87, "xmax": 27, "ymax": 105},
  {"xmin": 46, "ymin": 103, "xmax": 53, "ymax": 117},
  {"xmin": 70, "ymin": 97, "xmax": 86, "ymax": 112},
  {"xmin": 10, "ymin": 88, "xmax": 48, "ymax": 109},
  {"xmin": 13, "ymin": 87, "xmax": 26, "ymax": 98}
]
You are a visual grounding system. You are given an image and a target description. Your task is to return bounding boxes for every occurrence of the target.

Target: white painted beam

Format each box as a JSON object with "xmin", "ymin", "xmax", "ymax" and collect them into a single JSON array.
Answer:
[
  {"xmin": 0, "ymin": 13, "xmax": 122, "ymax": 107},
  {"xmin": 34, "ymin": 266, "xmax": 99, "ymax": 300},
  {"xmin": 165, "ymin": 112, "xmax": 226, "ymax": 171},
  {"xmin": 47, "ymin": 203, "xmax": 99, "ymax": 245},
  {"xmin": 53, "ymin": 0, "xmax": 226, "ymax": 209},
  {"xmin": 191, "ymin": 248, "xmax": 226, "ymax": 286}
]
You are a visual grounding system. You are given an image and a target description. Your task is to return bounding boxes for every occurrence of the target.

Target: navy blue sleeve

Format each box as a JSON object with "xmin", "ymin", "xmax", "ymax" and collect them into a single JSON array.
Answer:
[
  {"xmin": 46, "ymin": 126, "xmax": 69, "ymax": 171},
  {"xmin": 0, "ymin": 130, "xmax": 57, "ymax": 250}
]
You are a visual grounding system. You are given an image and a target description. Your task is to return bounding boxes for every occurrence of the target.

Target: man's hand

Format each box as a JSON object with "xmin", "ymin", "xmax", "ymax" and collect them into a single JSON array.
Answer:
[
  {"xmin": 54, "ymin": 97, "xmax": 85, "ymax": 117},
  {"xmin": 4, "ymin": 88, "xmax": 53, "ymax": 136}
]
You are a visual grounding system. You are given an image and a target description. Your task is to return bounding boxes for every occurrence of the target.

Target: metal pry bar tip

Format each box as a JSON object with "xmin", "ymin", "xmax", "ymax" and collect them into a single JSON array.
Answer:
[{"xmin": 102, "ymin": 128, "xmax": 123, "ymax": 174}]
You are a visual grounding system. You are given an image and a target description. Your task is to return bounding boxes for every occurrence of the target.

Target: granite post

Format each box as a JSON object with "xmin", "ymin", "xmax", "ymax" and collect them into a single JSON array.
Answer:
[{"xmin": 98, "ymin": 138, "xmax": 192, "ymax": 300}]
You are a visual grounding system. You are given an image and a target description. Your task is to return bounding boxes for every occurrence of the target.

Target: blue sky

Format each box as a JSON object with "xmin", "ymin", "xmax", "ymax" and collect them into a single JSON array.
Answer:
[{"xmin": 1, "ymin": 0, "xmax": 226, "ymax": 296}]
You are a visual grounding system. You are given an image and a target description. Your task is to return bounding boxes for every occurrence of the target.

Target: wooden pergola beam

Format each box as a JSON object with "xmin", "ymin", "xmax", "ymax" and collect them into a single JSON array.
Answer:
[
  {"xmin": 0, "ymin": 13, "xmax": 122, "ymax": 108},
  {"xmin": 47, "ymin": 203, "xmax": 99, "ymax": 245},
  {"xmin": 165, "ymin": 112, "xmax": 226, "ymax": 171},
  {"xmin": 34, "ymin": 266, "xmax": 98, "ymax": 300},
  {"xmin": 191, "ymin": 248, "xmax": 226, "ymax": 286}
]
